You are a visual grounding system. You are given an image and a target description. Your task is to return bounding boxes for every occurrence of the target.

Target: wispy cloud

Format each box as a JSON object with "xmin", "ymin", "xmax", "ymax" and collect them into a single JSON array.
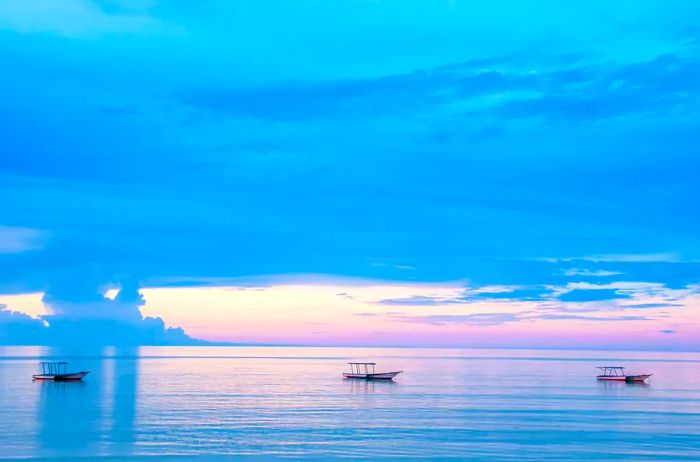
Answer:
[
  {"xmin": 622, "ymin": 303, "xmax": 683, "ymax": 309},
  {"xmin": 0, "ymin": 226, "xmax": 46, "ymax": 254},
  {"xmin": 374, "ymin": 295, "xmax": 466, "ymax": 306},
  {"xmin": 562, "ymin": 268, "xmax": 622, "ymax": 277},
  {"xmin": 0, "ymin": 0, "xmax": 164, "ymax": 37},
  {"xmin": 557, "ymin": 288, "xmax": 632, "ymax": 302},
  {"xmin": 535, "ymin": 314, "xmax": 653, "ymax": 322},
  {"xmin": 182, "ymin": 50, "xmax": 700, "ymax": 126},
  {"xmin": 397, "ymin": 313, "xmax": 521, "ymax": 326},
  {"xmin": 469, "ymin": 287, "xmax": 552, "ymax": 301},
  {"xmin": 544, "ymin": 253, "xmax": 688, "ymax": 263},
  {"xmin": 393, "ymin": 311, "xmax": 657, "ymax": 326}
]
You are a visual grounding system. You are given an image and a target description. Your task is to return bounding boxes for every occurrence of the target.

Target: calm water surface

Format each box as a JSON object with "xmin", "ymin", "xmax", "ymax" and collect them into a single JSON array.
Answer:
[{"xmin": 1, "ymin": 346, "xmax": 699, "ymax": 460}]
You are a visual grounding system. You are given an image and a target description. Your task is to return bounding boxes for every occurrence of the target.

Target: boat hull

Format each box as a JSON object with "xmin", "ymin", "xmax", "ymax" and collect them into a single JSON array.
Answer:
[
  {"xmin": 597, "ymin": 375, "xmax": 627, "ymax": 381},
  {"xmin": 33, "ymin": 371, "xmax": 91, "ymax": 382},
  {"xmin": 597, "ymin": 374, "xmax": 651, "ymax": 383},
  {"xmin": 624, "ymin": 374, "xmax": 652, "ymax": 383},
  {"xmin": 343, "ymin": 371, "xmax": 402, "ymax": 380}
]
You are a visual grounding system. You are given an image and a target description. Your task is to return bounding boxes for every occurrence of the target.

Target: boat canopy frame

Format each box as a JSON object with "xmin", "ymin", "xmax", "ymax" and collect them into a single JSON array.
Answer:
[
  {"xmin": 598, "ymin": 366, "xmax": 626, "ymax": 377},
  {"xmin": 40, "ymin": 362, "xmax": 68, "ymax": 375},
  {"xmin": 348, "ymin": 362, "xmax": 376, "ymax": 374}
]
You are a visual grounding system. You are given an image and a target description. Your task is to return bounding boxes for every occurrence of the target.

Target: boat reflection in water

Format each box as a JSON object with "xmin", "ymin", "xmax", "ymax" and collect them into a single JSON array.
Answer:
[
  {"xmin": 348, "ymin": 376, "xmax": 397, "ymax": 394},
  {"xmin": 36, "ymin": 347, "xmax": 139, "ymax": 458}
]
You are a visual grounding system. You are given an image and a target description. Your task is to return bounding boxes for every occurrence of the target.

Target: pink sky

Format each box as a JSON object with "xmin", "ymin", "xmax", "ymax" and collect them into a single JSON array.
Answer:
[{"xmin": 2, "ymin": 275, "xmax": 698, "ymax": 350}]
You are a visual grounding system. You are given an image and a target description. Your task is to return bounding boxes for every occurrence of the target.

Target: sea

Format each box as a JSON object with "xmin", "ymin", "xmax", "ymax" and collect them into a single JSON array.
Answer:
[{"xmin": 1, "ymin": 346, "xmax": 699, "ymax": 461}]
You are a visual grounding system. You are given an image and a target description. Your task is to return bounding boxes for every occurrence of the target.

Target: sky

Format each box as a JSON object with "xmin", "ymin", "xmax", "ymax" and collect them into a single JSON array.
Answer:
[{"xmin": 0, "ymin": 0, "xmax": 699, "ymax": 349}]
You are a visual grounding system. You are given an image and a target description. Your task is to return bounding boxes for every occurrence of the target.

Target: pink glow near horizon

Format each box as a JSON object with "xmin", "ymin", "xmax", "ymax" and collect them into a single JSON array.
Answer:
[
  {"xmin": 1, "ymin": 279, "xmax": 699, "ymax": 349},
  {"xmin": 140, "ymin": 280, "xmax": 699, "ymax": 349}
]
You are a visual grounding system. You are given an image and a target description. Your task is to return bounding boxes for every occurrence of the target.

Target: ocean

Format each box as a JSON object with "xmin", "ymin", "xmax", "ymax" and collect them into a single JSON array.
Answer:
[{"xmin": 1, "ymin": 346, "xmax": 699, "ymax": 460}]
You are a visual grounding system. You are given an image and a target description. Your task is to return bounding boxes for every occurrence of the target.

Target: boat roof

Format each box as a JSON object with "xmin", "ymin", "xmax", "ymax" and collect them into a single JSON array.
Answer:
[
  {"xmin": 40, "ymin": 361, "xmax": 68, "ymax": 365},
  {"xmin": 348, "ymin": 362, "xmax": 376, "ymax": 365},
  {"xmin": 598, "ymin": 366, "xmax": 624, "ymax": 369}
]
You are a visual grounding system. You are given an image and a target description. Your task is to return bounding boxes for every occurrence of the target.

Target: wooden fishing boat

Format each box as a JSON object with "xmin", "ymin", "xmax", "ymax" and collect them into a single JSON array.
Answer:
[
  {"xmin": 597, "ymin": 366, "xmax": 651, "ymax": 383},
  {"xmin": 343, "ymin": 362, "xmax": 402, "ymax": 380},
  {"xmin": 32, "ymin": 362, "xmax": 91, "ymax": 382}
]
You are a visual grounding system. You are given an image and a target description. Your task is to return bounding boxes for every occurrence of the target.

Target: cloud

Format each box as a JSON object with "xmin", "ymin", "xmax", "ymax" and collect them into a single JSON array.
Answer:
[
  {"xmin": 371, "ymin": 279, "xmax": 695, "ymax": 309},
  {"xmin": 535, "ymin": 314, "xmax": 652, "ymax": 322},
  {"xmin": 0, "ymin": 226, "xmax": 46, "ymax": 254},
  {"xmin": 353, "ymin": 312, "xmax": 378, "ymax": 317},
  {"xmin": 2, "ymin": 48, "xmax": 700, "ymax": 293},
  {"xmin": 556, "ymin": 262, "xmax": 700, "ymax": 291},
  {"xmin": 469, "ymin": 287, "xmax": 552, "ymax": 301},
  {"xmin": 336, "ymin": 292, "xmax": 354, "ymax": 300},
  {"xmin": 557, "ymin": 288, "xmax": 632, "ymax": 302},
  {"xmin": 0, "ymin": 277, "xmax": 204, "ymax": 346},
  {"xmin": 398, "ymin": 313, "xmax": 521, "ymax": 326},
  {"xmin": 621, "ymin": 303, "xmax": 683, "ymax": 309},
  {"xmin": 374, "ymin": 295, "xmax": 466, "ymax": 306},
  {"xmin": 546, "ymin": 253, "xmax": 688, "ymax": 263},
  {"xmin": 0, "ymin": 0, "xmax": 162, "ymax": 37},
  {"xmin": 562, "ymin": 268, "xmax": 622, "ymax": 277},
  {"xmin": 397, "ymin": 310, "xmax": 658, "ymax": 327},
  {"xmin": 180, "ymin": 49, "xmax": 700, "ymax": 127},
  {"xmin": 374, "ymin": 286, "xmax": 555, "ymax": 306},
  {"xmin": 499, "ymin": 54, "xmax": 700, "ymax": 121},
  {"xmin": 0, "ymin": 305, "xmax": 47, "ymax": 344},
  {"xmin": 182, "ymin": 66, "xmax": 527, "ymax": 122}
]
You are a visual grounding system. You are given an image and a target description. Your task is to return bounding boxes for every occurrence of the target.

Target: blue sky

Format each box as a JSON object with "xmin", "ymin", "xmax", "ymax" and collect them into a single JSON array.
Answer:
[{"xmin": 0, "ymin": 1, "xmax": 699, "ymax": 347}]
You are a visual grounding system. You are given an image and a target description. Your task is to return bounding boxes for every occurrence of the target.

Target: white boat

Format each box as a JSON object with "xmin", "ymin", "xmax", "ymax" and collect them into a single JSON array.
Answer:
[
  {"xmin": 343, "ymin": 362, "xmax": 402, "ymax": 380},
  {"xmin": 596, "ymin": 366, "xmax": 651, "ymax": 383},
  {"xmin": 32, "ymin": 362, "xmax": 91, "ymax": 382}
]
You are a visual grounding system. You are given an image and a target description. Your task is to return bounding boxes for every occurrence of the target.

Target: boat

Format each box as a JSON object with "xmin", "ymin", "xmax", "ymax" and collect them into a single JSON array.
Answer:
[
  {"xmin": 343, "ymin": 362, "xmax": 402, "ymax": 380},
  {"xmin": 596, "ymin": 366, "xmax": 652, "ymax": 383},
  {"xmin": 32, "ymin": 362, "xmax": 91, "ymax": 382}
]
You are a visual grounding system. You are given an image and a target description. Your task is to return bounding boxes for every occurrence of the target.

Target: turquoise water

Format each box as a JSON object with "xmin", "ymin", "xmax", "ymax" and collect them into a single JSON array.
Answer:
[{"xmin": 1, "ymin": 346, "xmax": 699, "ymax": 460}]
